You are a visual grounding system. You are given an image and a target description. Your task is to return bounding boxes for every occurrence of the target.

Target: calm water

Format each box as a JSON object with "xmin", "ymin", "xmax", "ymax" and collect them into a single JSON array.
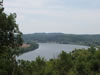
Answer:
[{"xmin": 17, "ymin": 43, "xmax": 89, "ymax": 61}]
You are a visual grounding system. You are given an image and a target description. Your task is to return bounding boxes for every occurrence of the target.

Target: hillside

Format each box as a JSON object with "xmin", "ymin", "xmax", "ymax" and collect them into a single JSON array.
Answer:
[{"xmin": 22, "ymin": 33, "xmax": 100, "ymax": 46}]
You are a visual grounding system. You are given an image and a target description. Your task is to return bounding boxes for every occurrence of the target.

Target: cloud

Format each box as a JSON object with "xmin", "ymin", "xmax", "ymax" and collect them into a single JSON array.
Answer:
[{"xmin": 3, "ymin": 0, "xmax": 100, "ymax": 34}]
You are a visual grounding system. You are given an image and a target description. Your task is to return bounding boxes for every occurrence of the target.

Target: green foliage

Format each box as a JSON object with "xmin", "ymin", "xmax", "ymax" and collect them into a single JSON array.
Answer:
[
  {"xmin": 23, "ymin": 33, "xmax": 100, "ymax": 46},
  {"xmin": 0, "ymin": 9, "xmax": 23, "ymax": 55},
  {"xmin": 56, "ymin": 51, "xmax": 72, "ymax": 75},
  {"xmin": 0, "ymin": 6, "xmax": 23, "ymax": 75},
  {"xmin": 88, "ymin": 46, "xmax": 96, "ymax": 54},
  {"xmin": 17, "ymin": 47, "xmax": 100, "ymax": 75},
  {"xmin": 17, "ymin": 42, "xmax": 39, "ymax": 55}
]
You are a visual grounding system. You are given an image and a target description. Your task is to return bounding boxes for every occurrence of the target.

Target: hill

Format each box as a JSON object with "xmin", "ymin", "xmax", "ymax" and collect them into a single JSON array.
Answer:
[{"xmin": 22, "ymin": 33, "xmax": 100, "ymax": 46}]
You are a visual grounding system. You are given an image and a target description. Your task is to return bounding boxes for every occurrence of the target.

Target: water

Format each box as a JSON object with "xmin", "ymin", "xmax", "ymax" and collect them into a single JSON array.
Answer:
[{"xmin": 17, "ymin": 43, "xmax": 89, "ymax": 61}]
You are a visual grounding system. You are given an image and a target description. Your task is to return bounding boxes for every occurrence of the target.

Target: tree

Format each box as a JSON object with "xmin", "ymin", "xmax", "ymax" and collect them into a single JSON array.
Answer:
[
  {"xmin": 0, "ymin": 2, "xmax": 23, "ymax": 75},
  {"xmin": 88, "ymin": 46, "xmax": 96, "ymax": 54},
  {"xmin": 56, "ymin": 51, "xmax": 72, "ymax": 75}
]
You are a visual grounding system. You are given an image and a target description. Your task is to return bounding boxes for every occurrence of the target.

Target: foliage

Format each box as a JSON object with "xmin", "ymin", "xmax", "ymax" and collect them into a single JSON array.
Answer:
[
  {"xmin": 23, "ymin": 33, "xmax": 100, "ymax": 46},
  {"xmin": 17, "ymin": 42, "xmax": 39, "ymax": 55},
  {"xmin": 17, "ymin": 47, "xmax": 100, "ymax": 75},
  {"xmin": 0, "ymin": 6, "xmax": 23, "ymax": 75}
]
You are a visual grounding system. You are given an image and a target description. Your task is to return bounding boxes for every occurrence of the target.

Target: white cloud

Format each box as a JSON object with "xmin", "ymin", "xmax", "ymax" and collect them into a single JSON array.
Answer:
[{"xmin": 3, "ymin": 0, "xmax": 100, "ymax": 34}]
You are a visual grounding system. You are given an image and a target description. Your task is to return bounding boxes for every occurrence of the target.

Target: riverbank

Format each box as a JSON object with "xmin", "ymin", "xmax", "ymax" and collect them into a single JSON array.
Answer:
[{"xmin": 17, "ymin": 42, "xmax": 39, "ymax": 55}]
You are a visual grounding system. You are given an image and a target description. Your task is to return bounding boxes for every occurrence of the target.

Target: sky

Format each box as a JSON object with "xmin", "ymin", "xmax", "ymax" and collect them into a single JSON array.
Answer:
[{"xmin": 4, "ymin": 0, "xmax": 100, "ymax": 34}]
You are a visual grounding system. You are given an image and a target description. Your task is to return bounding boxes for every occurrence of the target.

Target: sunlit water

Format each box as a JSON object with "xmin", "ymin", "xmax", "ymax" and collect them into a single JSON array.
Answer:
[{"xmin": 17, "ymin": 43, "xmax": 89, "ymax": 61}]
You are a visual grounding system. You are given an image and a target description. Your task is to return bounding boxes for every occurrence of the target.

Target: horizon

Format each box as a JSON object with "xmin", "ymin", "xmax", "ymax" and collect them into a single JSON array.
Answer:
[
  {"xmin": 23, "ymin": 32, "xmax": 100, "ymax": 35},
  {"xmin": 4, "ymin": 0, "xmax": 100, "ymax": 34}
]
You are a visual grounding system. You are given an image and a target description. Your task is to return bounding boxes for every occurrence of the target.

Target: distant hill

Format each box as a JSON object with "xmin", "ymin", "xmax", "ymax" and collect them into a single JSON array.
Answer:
[{"xmin": 22, "ymin": 33, "xmax": 100, "ymax": 46}]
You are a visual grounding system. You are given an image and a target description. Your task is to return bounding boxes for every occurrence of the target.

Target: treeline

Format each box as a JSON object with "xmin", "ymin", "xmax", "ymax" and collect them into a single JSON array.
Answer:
[
  {"xmin": 23, "ymin": 33, "xmax": 100, "ymax": 46},
  {"xmin": 16, "ymin": 47, "xmax": 100, "ymax": 75},
  {"xmin": 17, "ymin": 42, "xmax": 39, "ymax": 55}
]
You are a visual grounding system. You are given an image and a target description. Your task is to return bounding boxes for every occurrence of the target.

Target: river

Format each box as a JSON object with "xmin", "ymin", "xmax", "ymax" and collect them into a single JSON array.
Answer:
[{"xmin": 17, "ymin": 43, "xmax": 89, "ymax": 61}]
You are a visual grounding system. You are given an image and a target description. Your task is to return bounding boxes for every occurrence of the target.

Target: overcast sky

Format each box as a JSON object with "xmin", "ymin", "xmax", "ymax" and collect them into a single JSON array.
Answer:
[{"xmin": 4, "ymin": 0, "xmax": 100, "ymax": 34}]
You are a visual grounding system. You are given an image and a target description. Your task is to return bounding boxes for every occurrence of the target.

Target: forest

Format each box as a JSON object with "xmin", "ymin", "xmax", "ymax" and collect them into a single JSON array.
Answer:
[
  {"xmin": 23, "ymin": 33, "xmax": 100, "ymax": 46},
  {"xmin": 0, "ymin": 1, "xmax": 100, "ymax": 75}
]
